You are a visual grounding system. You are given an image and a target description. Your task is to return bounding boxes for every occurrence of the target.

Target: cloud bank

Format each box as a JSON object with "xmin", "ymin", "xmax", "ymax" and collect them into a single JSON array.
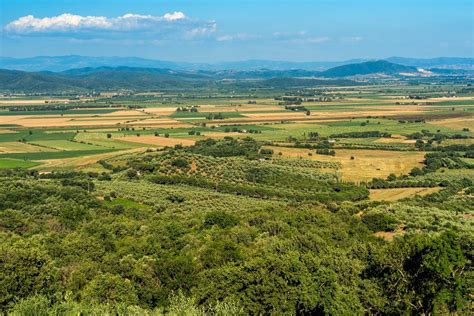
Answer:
[
  {"xmin": 4, "ymin": 13, "xmax": 358, "ymax": 47},
  {"xmin": 5, "ymin": 12, "xmax": 216, "ymax": 39}
]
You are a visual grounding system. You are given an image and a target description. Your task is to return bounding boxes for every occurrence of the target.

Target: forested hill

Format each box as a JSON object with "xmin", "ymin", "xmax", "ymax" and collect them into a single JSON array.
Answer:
[
  {"xmin": 0, "ymin": 67, "xmax": 356, "ymax": 93},
  {"xmin": 319, "ymin": 60, "xmax": 419, "ymax": 77}
]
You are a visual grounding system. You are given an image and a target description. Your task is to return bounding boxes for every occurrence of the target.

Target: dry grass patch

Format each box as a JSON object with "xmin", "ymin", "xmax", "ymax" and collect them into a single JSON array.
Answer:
[
  {"xmin": 428, "ymin": 117, "xmax": 474, "ymax": 130},
  {"xmin": 0, "ymin": 142, "xmax": 57, "ymax": 153},
  {"xmin": 428, "ymin": 96, "xmax": 474, "ymax": 102},
  {"xmin": 119, "ymin": 135, "xmax": 195, "ymax": 147},
  {"xmin": 125, "ymin": 118, "xmax": 184, "ymax": 126},
  {"xmin": 143, "ymin": 107, "xmax": 177, "ymax": 115},
  {"xmin": 0, "ymin": 129, "xmax": 18, "ymax": 134},
  {"xmin": 369, "ymin": 187, "xmax": 441, "ymax": 201},
  {"xmin": 375, "ymin": 135, "xmax": 416, "ymax": 144},
  {"xmin": 100, "ymin": 110, "xmax": 149, "ymax": 117},
  {"xmin": 245, "ymin": 112, "xmax": 308, "ymax": 119},
  {"xmin": 203, "ymin": 132, "xmax": 242, "ymax": 139}
]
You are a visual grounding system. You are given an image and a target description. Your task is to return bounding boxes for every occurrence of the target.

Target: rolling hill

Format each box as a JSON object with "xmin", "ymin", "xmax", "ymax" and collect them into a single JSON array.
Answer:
[
  {"xmin": 319, "ymin": 60, "xmax": 419, "ymax": 77},
  {"xmin": 0, "ymin": 67, "xmax": 356, "ymax": 93}
]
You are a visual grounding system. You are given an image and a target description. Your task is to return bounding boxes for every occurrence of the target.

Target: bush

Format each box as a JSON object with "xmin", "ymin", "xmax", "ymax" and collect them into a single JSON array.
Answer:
[
  {"xmin": 362, "ymin": 210, "xmax": 399, "ymax": 231},
  {"xmin": 171, "ymin": 158, "xmax": 189, "ymax": 169},
  {"xmin": 204, "ymin": 211, "xmax": 239, "ymax": 229},
  {"xmin": 126, "ymin": 169, "xmax": 138, "ymax": 179},
  {"xmin": 259, "ymin": 148, "xmax": 274, "ymax": 155},
  {"xmin": 409, "ymin": 167, "xmax": 424, "ymax": 177}
]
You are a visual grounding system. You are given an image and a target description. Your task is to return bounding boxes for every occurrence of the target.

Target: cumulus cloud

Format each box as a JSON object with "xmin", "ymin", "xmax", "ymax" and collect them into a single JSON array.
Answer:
[
  {"xmin": 217, "ymin": 33, "xmax": 260, "ymax": 42},
  {"xmin": 4, "ymin": 12, "xmax": 216, "ymax": 40}
]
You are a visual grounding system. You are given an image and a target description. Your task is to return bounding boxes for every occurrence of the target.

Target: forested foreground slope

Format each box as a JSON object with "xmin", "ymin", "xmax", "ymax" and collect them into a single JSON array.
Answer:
[{"xmin": 1, "ymin": 138, "xmax": 473, "ymax": 315}]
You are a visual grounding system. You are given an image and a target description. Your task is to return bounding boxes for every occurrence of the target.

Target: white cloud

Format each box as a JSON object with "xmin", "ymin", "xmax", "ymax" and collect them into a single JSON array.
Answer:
[
  {"xmin": 4, "ymin": 12, "xmax": 215, "ymax": 40},
  {"xmin": 342, "ymin": 36, "xmax": 364, "ymax": 43},
  {"xmin": 271, "ymin": 31, "xmax": 329, "ymax": 44},
  {"xmin": 163, "ymin": 12, "xmax": 186, "ymax": 21},
  {"xmin": 217, "ymin": 33, "xmax": 259, "ymax": 42},
  {"xmin": 217, "ymin": 34, "xmax": 234, "ymax": 42},
  {"xmin": 186, "ymin": 21, "xmax": 217, "ymax": 38},
  {"xmin": 300, "ymin": 36, "xmax": 330, "ymax": 44}
]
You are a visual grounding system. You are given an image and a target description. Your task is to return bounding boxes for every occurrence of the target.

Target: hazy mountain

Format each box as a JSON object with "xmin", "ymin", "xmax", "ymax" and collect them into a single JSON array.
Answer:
[
  {"xmin": 0, "ymin": 55, "xmax": 363, "ymax": 72},
  {"xmin": 386, "ymin": 57, "xmax": 474, "ymax": 69},
  {"xmin": 0, "ymin": 67, "xmax": 356, "ymax": 93},
  {"xmin": 0, "ymin": 56, "xmax": 197, "ymax": 72},
  {"xmin": 3, "ymin": 55, "xmax": 472, "ymax": 72},
  {"xmin": 0, "ymin": 69, "xmax": 83, "ymax": 92},
  {"xmin": 0, "ymin": 67, "xmax": 212, "ymax": 93},
  {"xmin": 319, "ymin": 60, "xmax": 418, "ymax": 77},
  {"xmin": 208, "ymin": 60, "xmax": 368, "ymax": 71}
]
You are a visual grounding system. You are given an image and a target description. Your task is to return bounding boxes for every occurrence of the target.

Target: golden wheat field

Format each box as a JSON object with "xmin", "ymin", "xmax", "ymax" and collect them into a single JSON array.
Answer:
[
  {"xmin": 265, "ymin": 146, "xmax": 426, "ymax": 182},
  {"xmin": 369, "ymin": 187, "xmax": 442, "ymax": 201}
]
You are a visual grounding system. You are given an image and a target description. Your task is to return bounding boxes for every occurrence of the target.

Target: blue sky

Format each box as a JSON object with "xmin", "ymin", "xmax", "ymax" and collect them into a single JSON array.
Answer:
[{"xmin": 1, "ymin": 0, "xmax": 472, "ymax": 62}]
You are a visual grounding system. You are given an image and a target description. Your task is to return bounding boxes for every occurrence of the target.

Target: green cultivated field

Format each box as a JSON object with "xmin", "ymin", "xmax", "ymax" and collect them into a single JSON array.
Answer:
[
  {"xmin": 0, "ymin": 158, "xmax": 40, "ymax": 169},
  {"xmin": 0, "ymin": 148, "xmax": 117, "ymax": 160}
]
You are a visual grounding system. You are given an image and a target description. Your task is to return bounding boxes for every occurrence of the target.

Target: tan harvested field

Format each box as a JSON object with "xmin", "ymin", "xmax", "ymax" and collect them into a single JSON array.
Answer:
[
  {"xmin": 428, "ymin": 117, "xmax": 474, "ymax": 130},
  {"xmin": 428, "ymin": 96, "xmax": 474, "ymax": 102},
  {"xmin": 203, "ymin": 132, "xmax": 242, "ymax": 139},
  {"xmin": 137, "ymin": 123, "xmax": 195, "ymax": 128},
  {"xmin": 265, "ymin": 146, "xmax": 425, "ymax": 182},
  {"xmin": 119, "ymin": 135, "xmax": 196, "ymax": 147},
  {"xmin": 376, "ymin": 136, "xmax": 416, "ymax": 144},
  {"xmin": 244, "ymin": 112, "xmax": 308, "ymax": 119},
  {"xmin": 369, "ymin": 187, "xmax": 441, "ymax": 201},
  {"xmin": 101, "ymin": 110, "xmax": 149, "ymax": 117},
  {"xmin": 0, "ymin": 115, "xmax": 126, "ymax": 127},
  {"xmin": 125, "ymin": 118, "xmax": 187, "ymax": 126},
  {"xmin": 0, "ymin": 141, "xmax": 57, "ymax": 153}
]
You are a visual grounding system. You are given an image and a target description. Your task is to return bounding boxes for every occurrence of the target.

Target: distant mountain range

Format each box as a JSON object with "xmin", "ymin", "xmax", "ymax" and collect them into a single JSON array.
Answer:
[
  {"xmin": 1, "ymin": 60, "xmax": 472, "ymax": 93},
  {"xmin": 1, "ymin": 55, "xmax": 473, "ymax": 72}
]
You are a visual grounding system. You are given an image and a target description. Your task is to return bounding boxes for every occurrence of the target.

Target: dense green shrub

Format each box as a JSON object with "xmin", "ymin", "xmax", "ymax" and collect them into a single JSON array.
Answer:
[
  {"xmin": 361, "ymin": 210, "xmax": 399, "ymax": 231},
  {"xmin": 204, "ymin": 211, "xmax": 239, "ymax": 229}
]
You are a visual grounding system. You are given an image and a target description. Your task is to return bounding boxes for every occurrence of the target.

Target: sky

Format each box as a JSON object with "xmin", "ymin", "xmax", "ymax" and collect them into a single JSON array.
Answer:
[{"xmin": 0, "ymin": 0, "xmax": 473, "ymax": 62}]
